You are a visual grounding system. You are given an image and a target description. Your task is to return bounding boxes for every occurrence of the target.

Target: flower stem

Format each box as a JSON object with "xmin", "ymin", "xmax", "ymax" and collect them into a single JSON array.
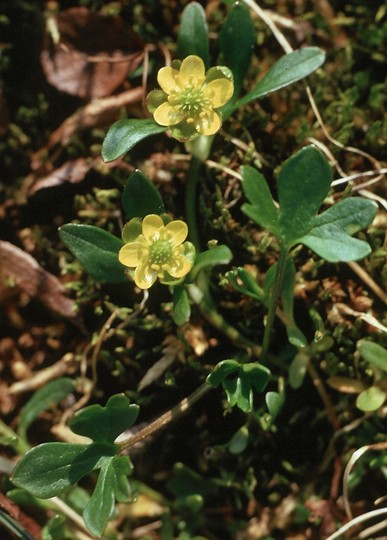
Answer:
[
  {"xmin": 261, "ymin": 245, "xmax": 289, "ymax": 361},
  {"xmin": 117, "ymin": 382, "xmax": 212, "ymax": 451}
]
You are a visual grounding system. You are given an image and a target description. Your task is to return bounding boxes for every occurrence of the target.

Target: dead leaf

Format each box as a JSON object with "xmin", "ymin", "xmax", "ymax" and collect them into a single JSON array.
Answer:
[
  {"xmin": 0, "ymin": 241, "xmax": 77, "ymax": 319},
  {"xmin": 29, "ymin": 158, "xmax": 91, "ymax": 195},
  {"xmin": 41, "ymin": 7, "xmax": 144, "ymax": 98},
  {"xmin": 138, "ymin": 335, "xmax": 186, "ymax": 391}
]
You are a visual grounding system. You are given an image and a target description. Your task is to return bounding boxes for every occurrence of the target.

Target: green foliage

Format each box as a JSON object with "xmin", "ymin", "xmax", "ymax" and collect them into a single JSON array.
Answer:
[
  {"xmin": 59, "ymin": 224, "xmax": 126, "ymax": 283},
  {"xmin": 173, "ymin": 284, "xmax": 191, "ymax": 325},
  {"xmin": 237, "ymin": 48, "xmax": 326, "ymax": 106},
  {"xmin": 219, "ymin": 3, "xmax": 256, "ymax": 104},
  {"xmin": 242, "ymin": 145, "xmax": 377, "ymax": 261},
  {"xmin": 177, "ymin": 2, "xmax": 210, "ymax": 68},
  {"xmin": 207, "ymin": 359, "xmax": 271, "ymax": 412},
  {"xmin": 101, "ymin": 119, "xmax": 167, "ymax": 163},
  {"xmin": 12, "ymin": 395, "xmax": 139, "ymax": 537},
  {"xmin": 18, "ymin": 378, "xmax": 76, "ymax": 440},
  {"xmin": 122, "ymin": 170, "xmax": 166, "ymax": 219},
  {"xmin": 187, "ymin": 245, "xmax": 233, "ymax": 281}
]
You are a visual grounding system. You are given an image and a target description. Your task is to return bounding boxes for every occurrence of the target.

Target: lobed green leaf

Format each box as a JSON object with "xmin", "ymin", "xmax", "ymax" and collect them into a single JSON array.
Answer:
[{"xmin": 70, "ymin": 394, "xmax": 139, "ymax": 444}]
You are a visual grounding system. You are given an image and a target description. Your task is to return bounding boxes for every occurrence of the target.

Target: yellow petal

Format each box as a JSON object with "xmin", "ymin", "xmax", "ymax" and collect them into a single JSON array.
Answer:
[
  {"xmin": 165, "ymin": 220, "xmax": 188, "ymax": 246},
  {"xmin": 178, "ymin": 55, "xmax": 205, "ymax": 88},
  {"xmin": 203, "ymin": 79, "xmax": 234, "ymax": 108},
  {"xmin": 157, "ymin": 66, "xmax": 180, "ymax": 94},
  {"xmin": 154, "ymin": 102, "xmax": 185, "ymax": 127},
  {"xmin": 142, "ymin": 214, "xmax": 164, "ymax": 242},
  {"xmin": 119, "ymin": 242, "xmax": 147, "ymax": 268},
  {"xmin": 196, "ymin": 110, "xmax": 222, "ymax": 136},
  {"xmin": 167, "ymin": 254, "xmax": 193, "ymax": 278},
  {"xmin": 134, "ymin": 263, "xmax": 157, "ymax": 289}
]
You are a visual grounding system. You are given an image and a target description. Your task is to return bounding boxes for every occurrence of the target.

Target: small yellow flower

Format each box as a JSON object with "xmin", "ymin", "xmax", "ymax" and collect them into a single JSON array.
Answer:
[
  {"xmin": 147, "ymin": 55, "xmax": 234, "ymax": 142},
  {"xmin": 119, "ymin": 214, "xmax": 196, "ymax": 289}
]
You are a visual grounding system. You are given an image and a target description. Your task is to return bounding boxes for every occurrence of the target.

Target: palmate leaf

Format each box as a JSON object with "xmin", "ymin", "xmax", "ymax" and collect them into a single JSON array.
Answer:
[
  {"xmin": 59, "ymin": 224, "xmax": 126, "ymax": 283},
  {"xmin": 207, "ymin": 360, "xmax": 271, "ymax": 412},
  {"xmin": 70, "ymin": 394, "xmax": 139, "ymax": 444}
]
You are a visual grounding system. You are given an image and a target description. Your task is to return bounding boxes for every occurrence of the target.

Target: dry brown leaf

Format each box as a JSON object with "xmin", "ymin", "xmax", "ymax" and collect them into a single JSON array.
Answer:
[
  {"xmin": 41, "ymin": 7, "xmax": 144, "ymax": 98},
  {"xmin": 0, "ymin": 241, "xmax": 77, "ymax": 319},
  {"xmin": 137, "ymin": 335, "xmax": 186, "ymax": 391},
  {"xmin": 29, "ymin": 158, "xmax": 91, "ymax": 195}
]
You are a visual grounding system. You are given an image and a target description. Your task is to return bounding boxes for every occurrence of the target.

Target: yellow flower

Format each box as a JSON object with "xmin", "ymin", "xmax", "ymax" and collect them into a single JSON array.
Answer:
[
  {"xmin": 147, "ymin": 55, "xmax": 234, "ymax": 142},
  {"xmin": 119, "ymin": 214, "xmax": 196, "ymax": 289}
]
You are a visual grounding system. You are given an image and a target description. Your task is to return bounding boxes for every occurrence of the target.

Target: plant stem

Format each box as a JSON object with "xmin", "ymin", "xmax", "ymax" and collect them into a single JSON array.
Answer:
[
  {"xmin": 261, "ymin": 245, "xmax": 288, "ymax": 361},
  {"xmin": 185, "ymin": 155, "xmax": 202, "ymax": 249},
  {"xmin": 117, "ymin": 382, "xmax": 212, "ymax": 451}
]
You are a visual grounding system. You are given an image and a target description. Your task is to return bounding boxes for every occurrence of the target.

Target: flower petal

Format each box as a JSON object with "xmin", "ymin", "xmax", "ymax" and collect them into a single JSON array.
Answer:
[
  {"xmin": 157, "ymin": 66, "xmax": 180, "ymax": 94},
  {"xmin": 165, "ymin": 220, "xmax": 188, "ymax": 246},
  {"xmin": 119, "ymin": 242, "xmax": 147, "ymax": 268},
  {"xmin": 196, "ymin": 110, "xmax": 222, "ymax": 136},
  {"xmin": 203, "ymin": 79, "xmax": 234, "ymax": 108},
  {"xmin": 178, "ymin": 55, "xmax": 205, "ymax": 88},
  {"xmin": 167, "ymin": 254, "xmax": 194, "ymax": 278},
  {"xmin": 154, "ymin": 102, "xmax": 185, "ymax": 127},
  {"xmin": 142, "ymin": 214, "xmax": 164, "ymax": 241},
  {"xmin": 134, "ymin": 263, "xmax": 157, "ymax": 289}
]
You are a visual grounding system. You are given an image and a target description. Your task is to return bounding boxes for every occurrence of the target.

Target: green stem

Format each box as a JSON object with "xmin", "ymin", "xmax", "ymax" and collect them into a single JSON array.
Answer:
[
  {"xmin": 185, "ymin": 155, "xmax": 202, "ymax": 249},
  {"xmin": 117, "ymin": 382, "xmax": 212, "ymax": 451},
  {"xmin": 261, "ymin": 245, "xmax": 289, "ymax": 361}
]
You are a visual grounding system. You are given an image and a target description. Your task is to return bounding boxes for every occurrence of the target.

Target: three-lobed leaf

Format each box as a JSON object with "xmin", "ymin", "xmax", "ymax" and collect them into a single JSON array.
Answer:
[
  {"xmin": 70, "ymin": 394, "xmax": 139, "ymax": 444},
  {"xmin": 59, "ymin": 224, "xmax": 126, "ymax": 283},
  {"xmin": 238, "ymin": 47, "xmax": 325, "ymax": 106},
  {"xmin": 102, "ymin": 119, "xmax": 167, "ymax": 163}
]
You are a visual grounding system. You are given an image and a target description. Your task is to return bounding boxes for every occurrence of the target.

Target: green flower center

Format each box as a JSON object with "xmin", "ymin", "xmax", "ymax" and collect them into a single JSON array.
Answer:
[
  {"xmin": 172, "ymin": 86, "xmax": 210, "ymax": 113},
  {"xmin": 149, "ymin": 238, "xmax": 173, "ymax": 266}
]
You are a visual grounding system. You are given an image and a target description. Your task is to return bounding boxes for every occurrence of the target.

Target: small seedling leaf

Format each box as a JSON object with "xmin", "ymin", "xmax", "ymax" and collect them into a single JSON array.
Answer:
[
  {"xmin": 18, "ymin": 378, "xmax": 76, "ymax": 440},
  {"xmin": 59, "ymin": 224, "xmax": 126, "ymax": 283},
  {"xmin": 356, "ymin": 386, "xmax": 386, "ymax": 412},
  {"xmin": 177, "ymin": 2, "xmax": 210, "ymax": 68},
  {"xmin": 241, "ymin": 166, "xmax": 280, "ymax": 236},
  {"xmin": 206, "ymin": 359, "xmax": 240, "ymax": 387},
  {"xmin": 327, "ymin": 376, "xmax": 366, "ymax": 394},
  {"xmin": 228, "ymin": 425, "xmax": 249, "ymax": 454},
  {"xmin": 289, "ymin": 353, "xmax": 309, "ymax": 389},
  {"xmin": 358, "ymin": 341, "xmax": 387, "ymax": 373},
  {"xmin": 12, "ymin": 442, "xmax": 115, "ymax": 498},
  {"xmin": 102, "ymin": 119, "xmax": 167, "ymax": 162},
  {"xmin": 122, "ymin": 170, "xmax": 165, "ymax": 219},
  {"xmin": 265, "ymin": 391, "xmax": 285, "ymax": 420},
  {"xmin": 238, "ymin": 47, "xmax": 325, "ymax": 106},
  {"xmin": 70, "ymin": 394, "xmax": 139, "ymax": 444}
]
